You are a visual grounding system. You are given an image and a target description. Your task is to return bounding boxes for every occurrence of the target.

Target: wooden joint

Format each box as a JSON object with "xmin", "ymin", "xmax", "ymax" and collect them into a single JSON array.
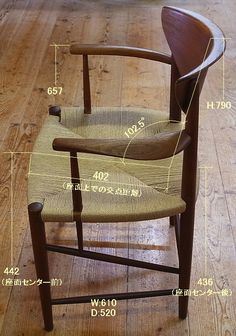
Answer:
[
  {"xmin": 28, "ymin": 202, "xmax": 43, "ymax": 214},
  {"xmin": 49, "ymin": 106, "xmax": 61, "ymax": 121}
]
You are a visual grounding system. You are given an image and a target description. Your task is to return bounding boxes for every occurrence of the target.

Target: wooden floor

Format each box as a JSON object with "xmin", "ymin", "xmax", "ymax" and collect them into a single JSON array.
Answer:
[{"xmin": 0, "ymin": 0, "xmax": 236, "ymax": 335}]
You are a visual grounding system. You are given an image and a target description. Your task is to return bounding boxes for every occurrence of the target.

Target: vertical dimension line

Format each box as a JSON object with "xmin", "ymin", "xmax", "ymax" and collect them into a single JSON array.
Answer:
[
  {"xmin": 204, "ymin": 167, "xmax": 207, "ymax": 275},
  {"xmin": 199, "ymin": 166, "xmax": 212, "ymax": 276},
  {"xmin": 50, "ymin": 43, "xmax": 70, "ymax": 86},
  {"xmin": 54, "ymin": 44, "xmax": 57, "ymax": 86},
  {"xmin": 222, "ymin": 40, "xmax": 225, "ymax": 101},
  {"xmin": 10, "ymin": 152, "xmax": 14, "ymax": 265}
]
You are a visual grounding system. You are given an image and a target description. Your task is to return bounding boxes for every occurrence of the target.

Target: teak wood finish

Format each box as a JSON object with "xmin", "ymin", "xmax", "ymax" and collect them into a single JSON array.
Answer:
[
  {"xmin": 28, "ymin": 6, "xmax": 225, "ymax": 331},
  {"xmin": 52, "ymin": 131, "xmax": 191, "ymax": 160}
]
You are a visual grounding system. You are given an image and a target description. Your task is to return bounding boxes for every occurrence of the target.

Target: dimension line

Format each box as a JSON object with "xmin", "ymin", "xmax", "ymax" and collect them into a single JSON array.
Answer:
[
  {"xmin": 50, "ymin": 43, "xmax": 70, "ymax": 86},
  {"xmin": 10, "ymin": 151, "xmax": 14, "ymax": 265},
  {"xmin": 199, "ymin": 166, "xmax": 213, "ymax": 275}
]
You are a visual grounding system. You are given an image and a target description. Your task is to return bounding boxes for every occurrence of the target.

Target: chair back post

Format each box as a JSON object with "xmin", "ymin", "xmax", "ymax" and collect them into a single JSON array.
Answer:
[
  {"xmin": 83, "ymin": 54, "xmax": 92, "ymax": 114},
  {"xmin": 169, "ymin": 56, "xmax": 181, "ymax": 122},
  {"xmin": 180, "ymin": 79, "xmax": 200, "ymax": 206}
]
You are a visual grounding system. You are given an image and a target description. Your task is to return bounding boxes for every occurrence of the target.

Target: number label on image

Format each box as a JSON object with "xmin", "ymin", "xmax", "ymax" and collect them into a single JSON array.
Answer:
[
  {"xmin": 125, "ymin": 117, "xmax": 145, "ymax": 138},
  {"xmin": 93, "ymin": 171, "xmax": 109, "ymax": 181}
]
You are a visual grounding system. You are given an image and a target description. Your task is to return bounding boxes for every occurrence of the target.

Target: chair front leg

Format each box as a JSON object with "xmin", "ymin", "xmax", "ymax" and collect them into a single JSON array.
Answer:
[{"xmin": 28, "ymin": 202, "xmax": 53, "ymax": 331}]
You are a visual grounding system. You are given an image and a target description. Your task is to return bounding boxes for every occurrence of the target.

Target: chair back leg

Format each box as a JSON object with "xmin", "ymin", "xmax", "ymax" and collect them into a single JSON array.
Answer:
[{"xmin": 178, "ymin": 208, "xmax": 195, "ymax": 318}]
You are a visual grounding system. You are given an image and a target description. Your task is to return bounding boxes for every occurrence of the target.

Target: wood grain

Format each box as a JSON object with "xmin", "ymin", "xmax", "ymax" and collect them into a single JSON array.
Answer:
[{"xmin": 52, "ymin": 131, "xmax": 191, "ymax": 160}]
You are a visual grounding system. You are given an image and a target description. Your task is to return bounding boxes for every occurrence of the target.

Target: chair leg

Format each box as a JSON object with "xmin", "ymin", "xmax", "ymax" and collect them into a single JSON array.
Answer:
[
  {"xmin": 178, "ymin": 207, "xmax": 195, "ymax": 319},
  {"xmin": 28, "ymin": 202, "xmax": 53, "ymax": 331}
]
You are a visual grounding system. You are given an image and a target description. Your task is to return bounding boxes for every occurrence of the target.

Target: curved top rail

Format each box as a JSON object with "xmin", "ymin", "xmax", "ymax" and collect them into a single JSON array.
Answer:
[
  {"xmin": 162, "ymin": 6, "xmax": 225, "ymax": 82},
  {"xmin": 162, "ymin": 6, "xmax": 225, "ymax": 111}
]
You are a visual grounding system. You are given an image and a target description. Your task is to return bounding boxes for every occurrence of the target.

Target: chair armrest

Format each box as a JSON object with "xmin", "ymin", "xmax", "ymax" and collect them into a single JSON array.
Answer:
[
  {"xmin": 70, "ymin": 44, "xmax": 172, "ymax": 64},
  {"xmin": 52, "ymin": 131, "xmax": 191, "ymax": 160}
]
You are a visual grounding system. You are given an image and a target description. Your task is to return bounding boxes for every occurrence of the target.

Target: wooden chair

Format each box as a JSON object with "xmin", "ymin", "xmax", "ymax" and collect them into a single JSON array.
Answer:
[{"xmin": 28, "ymin": 6, "xmax": 225, "ymax": 331}]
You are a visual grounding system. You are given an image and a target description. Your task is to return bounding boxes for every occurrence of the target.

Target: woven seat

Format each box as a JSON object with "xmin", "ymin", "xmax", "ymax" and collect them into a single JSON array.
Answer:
[{"xmin": 28, "ymin": 107, "xmax": 186, "ymax": 222}]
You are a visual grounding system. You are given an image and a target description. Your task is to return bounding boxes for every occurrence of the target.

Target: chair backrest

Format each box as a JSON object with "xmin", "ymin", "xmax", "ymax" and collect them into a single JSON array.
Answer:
[{"xmin": 162, "ymin": 6, "xmax": 225, "ymax": 113}]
